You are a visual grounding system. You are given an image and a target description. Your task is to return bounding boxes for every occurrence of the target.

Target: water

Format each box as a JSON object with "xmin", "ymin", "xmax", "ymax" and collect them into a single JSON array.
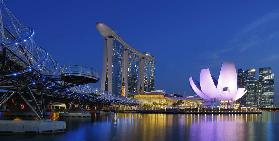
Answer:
[{"xmin": 0, "ymin": 112, "xmax": 279, "ymax": 141}]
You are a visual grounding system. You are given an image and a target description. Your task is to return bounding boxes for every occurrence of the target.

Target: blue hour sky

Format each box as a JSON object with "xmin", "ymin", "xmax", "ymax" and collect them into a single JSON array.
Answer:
[{"xmin": 6, "ymin": 0, "xmax": 279, "ymax": 102}]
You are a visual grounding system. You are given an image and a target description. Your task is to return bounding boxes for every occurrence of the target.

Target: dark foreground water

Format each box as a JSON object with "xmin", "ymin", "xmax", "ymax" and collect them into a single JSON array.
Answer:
[{"xmin": 0, "ymin": 112, "xmax": 279, "ymax": 141}]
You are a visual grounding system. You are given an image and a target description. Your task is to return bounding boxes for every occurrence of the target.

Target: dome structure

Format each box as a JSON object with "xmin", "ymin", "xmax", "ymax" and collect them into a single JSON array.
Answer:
[{"xmin": 189, "ymin": 62, "xmax": 246, "ymax": 101}]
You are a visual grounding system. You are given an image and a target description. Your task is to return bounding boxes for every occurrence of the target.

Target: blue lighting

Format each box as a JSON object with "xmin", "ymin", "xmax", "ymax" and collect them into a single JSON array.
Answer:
[
  {"xmin": 30, "ymin": 30, "xmax": 35, "ymax": 37},
  {"xmin": 27, "ymin": 67, "xmax": 32, "ymax": 72}
]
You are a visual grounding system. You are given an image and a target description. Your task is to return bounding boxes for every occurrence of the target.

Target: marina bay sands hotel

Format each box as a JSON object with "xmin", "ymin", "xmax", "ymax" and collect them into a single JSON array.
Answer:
[{"xmin": 96, "ymin": 23, "xmax": 155, "ymax": 97}]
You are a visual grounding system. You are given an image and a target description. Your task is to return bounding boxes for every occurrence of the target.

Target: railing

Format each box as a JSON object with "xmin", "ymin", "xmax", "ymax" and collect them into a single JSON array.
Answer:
[{"xmin": 61, "ymin": 65, "xmax": 99, "ymax": 79}]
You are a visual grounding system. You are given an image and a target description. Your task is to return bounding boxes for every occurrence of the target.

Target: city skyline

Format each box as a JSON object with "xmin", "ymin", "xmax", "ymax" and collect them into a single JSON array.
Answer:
[
  {"xmin": 6, "ymin": 0, "xmax": 279, "ymax": 101},
  {"xmin": 238, "ymin": 67, "xmax": 275, "ymax": 108},
  {"xmin": 0, "ymin": 1, "xmax": 279, "ymax": 140}
]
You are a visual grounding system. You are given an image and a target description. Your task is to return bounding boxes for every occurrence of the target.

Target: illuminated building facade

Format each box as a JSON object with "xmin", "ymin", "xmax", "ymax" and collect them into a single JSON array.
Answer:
[
  {"xmin": 240, "ymin": 68, "xmax": 259, "ymax": 107},
  {"xmin": 133, "ymin": 92, "xmax": 202, "ymax": 109},
  {"xmin": 189, "ymin": 62, "xmax": 246, "ymax": 102},
  {"xmin": 237, "ymin": 67, "xmax": 274, "ymax": 108},
  {"xmin": 258, "ymin": 67, "xmax": 274, "ymax": 107},
  {"xmin": 96, "ymin": 23, "xmax": 155, "ymax": 96},
  {"xmin": 237, "ymin": 69, "xmax": 248, "ymax": 106},
  {"xmin": 141, "ymin": 52, "xmax": 155, "ymax": 92}
]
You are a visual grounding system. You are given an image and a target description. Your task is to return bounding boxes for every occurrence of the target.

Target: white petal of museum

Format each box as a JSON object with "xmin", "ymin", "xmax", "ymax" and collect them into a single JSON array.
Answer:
[{"xmin": 189, "ymin": 62, "xmax": 246, "ymax": 101}]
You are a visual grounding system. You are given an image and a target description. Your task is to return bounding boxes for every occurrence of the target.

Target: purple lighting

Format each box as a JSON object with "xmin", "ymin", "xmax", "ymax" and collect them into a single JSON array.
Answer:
[{"xmin": 189, "ymin": 62, "xmax": 246, "ymax": 101}]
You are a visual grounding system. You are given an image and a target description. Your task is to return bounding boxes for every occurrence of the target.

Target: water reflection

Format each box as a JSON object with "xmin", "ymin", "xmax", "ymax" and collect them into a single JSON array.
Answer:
[
  {"xmin": 0, "ymin": 112, "xmax": 278, "ymax": 141},
  {"xmin": 68, "ymin": 112, "xmax": 277, "ymax": 141}
]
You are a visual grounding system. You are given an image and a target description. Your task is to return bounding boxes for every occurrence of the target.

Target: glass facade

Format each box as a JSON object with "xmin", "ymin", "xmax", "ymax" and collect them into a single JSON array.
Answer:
[
  {"xmin": 237, "ymin": 67, "xmax": 275, "ymax": 108},
  {"xmin": 102, "ymin": 38, "xmax": 155, "ymax": 96},
  {"xmin": 127, "ymin": 51, "xmax": 140, "ymax": 94},
  {"xmin": 237, "ymin": 69, "xmax": 246, "ymax": 105},
  {"xmin": 237, "ymin": 68, "xmax": 258, "ymax": 107},
  {"xmin": 259, "ymin": 67, "xmax": 274, "ymax": 108},
  {"xmin": 143, "ymin": 54, "xmax": 155, "ymax": 92},
  {"xmin": 111, "ymin": 39, "xmax": 124, "ymax": 96},
  {"xmin": 245, "ymin": 69, "xmax": 258, "ymax": 107}
]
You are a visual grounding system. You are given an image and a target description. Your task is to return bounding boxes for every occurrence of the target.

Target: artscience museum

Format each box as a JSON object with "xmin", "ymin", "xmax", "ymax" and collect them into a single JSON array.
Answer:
[{"xmin": 189, "ymin": 63, "xmax": 246, "ymax": 103}]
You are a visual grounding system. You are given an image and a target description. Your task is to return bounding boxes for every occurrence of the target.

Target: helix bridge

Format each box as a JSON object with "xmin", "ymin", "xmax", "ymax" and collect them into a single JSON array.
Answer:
[{"xmin": 0, "ymin": 1, "xmax": 137, "ymax": 119}]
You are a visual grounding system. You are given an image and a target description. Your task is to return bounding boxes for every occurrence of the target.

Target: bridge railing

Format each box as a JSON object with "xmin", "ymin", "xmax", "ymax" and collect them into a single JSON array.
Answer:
[{"xmin": 61, "ymin": 65, "xmax": 99, "ymax": 79}]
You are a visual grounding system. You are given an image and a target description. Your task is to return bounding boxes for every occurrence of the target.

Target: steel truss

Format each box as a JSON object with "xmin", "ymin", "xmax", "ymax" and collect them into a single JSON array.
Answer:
[{"xmin": 0, "ymin": 1, "xmax": 138, "ymax": 119}]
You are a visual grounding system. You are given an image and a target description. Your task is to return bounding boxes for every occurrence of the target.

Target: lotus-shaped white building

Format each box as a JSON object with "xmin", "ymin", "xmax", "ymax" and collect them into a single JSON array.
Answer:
[{"xmin": 189, "ymin": 62, "xmax": 246, "ymax": 101}]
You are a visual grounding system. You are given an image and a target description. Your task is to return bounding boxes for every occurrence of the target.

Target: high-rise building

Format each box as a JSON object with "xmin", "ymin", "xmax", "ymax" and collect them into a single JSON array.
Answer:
[
  {"xmin": 258, "ymin": 67, "xmax": 274, "ymax": 108},
  {"xmin": 96, "ymin": 22, "xmax": 155, "ymax": 97},
  {"xmin": 141, "ymin": 52, "xmax": 155, "ymax": 92},
  {"xmin": 237, "ymin": 69, "xmax": 247, "ymax": 105},
  {"xmin": 237, "ymin": 67, "xmax": 275, "ymax": 108},
  {"xmin": 244, "ymin": 68, "xmax": 259, "ymax": 107}
]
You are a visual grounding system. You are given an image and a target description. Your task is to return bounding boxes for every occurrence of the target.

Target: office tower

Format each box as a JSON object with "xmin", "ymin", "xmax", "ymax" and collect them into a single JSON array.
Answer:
[
  {"xmin": 237, "ymin": 69, "xmax": 247, "ymax": 105},
  {"xmin": 141, "ymin": 52, "xmax": 155, "ymax": 92},
  {"xmin": 258, "ymin": 67, "xmax": 274, "ymax": 108},
  {"xmin": 237, "ymin": 67, "xmax": 275, "ymax": 108},
  {"xmin": 237, "ymin": 68, "xmax": 258, "ymax": 107}
]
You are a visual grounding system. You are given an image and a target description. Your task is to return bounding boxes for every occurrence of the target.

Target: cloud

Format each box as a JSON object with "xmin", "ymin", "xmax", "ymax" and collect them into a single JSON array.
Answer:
[
  {"xmin": 261, "ymin": 54, "xmax": 279, "ymax": 62},
  {"xmin": 241, "ymin": 11, "xmax": 279, "ymax": 34},
  {"xmin": 206, "ymin": 10, "xmax": 279, "ymax": 61}
]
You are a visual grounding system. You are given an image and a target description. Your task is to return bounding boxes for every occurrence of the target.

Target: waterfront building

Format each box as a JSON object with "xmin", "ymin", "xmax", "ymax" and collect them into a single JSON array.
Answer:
[
  {"xmin": 258, "ymin": 67, "xmax": 275, "ymax": 108},
  {"xmin": 96, "ymin": 23, "xmax": 155, "ymax": 97},
  {"xmin": 237, "ymin": 69, "xmax": 247, "ymax": 106},
  {"xmin": 133, "ymin": 91, "xmax": 202, "ymax": 109},
  {"xmin": 237, "ymin": 67, "xmax": 275, "ymax": 108},
  {"xmin": 133, "ymin": 91, "xmax": 170, "ymax": 107},
  {"xmin": 189, "ymin": 62, "xmax": 246, "ymax": 103},
  {"xmin": 243, "ymin": 68, "xmax": 258, "ymax": 107},
  {"xmin": 141, "ymin": 52, "xmax": 155, "ymax": 92},
  {"xmin": 237, "ymin": 69, "xmax": 246, "ymax": 88}
]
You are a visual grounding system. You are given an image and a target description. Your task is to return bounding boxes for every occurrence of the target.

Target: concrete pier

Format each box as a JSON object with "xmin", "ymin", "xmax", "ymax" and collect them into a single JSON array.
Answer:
[{"xmin": 0, "ymin": 120, "xmax": 66, "ymax": 134}]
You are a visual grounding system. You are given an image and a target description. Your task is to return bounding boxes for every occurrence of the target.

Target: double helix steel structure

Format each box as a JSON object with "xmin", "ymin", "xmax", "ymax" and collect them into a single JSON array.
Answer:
[{"xmin": 0, "ymin": 1, "xmax": 138, "ymax": 119}]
